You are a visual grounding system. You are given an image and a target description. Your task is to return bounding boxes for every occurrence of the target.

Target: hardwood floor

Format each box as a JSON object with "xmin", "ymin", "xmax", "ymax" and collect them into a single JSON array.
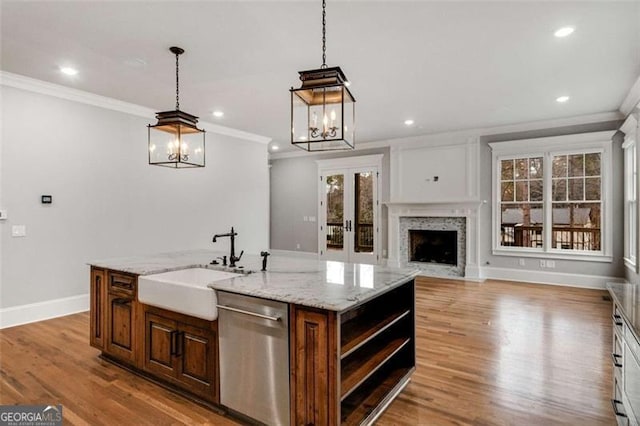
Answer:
[{"xmin": 0, "ymin": 277, "xmax": 614, "ymax": 425}]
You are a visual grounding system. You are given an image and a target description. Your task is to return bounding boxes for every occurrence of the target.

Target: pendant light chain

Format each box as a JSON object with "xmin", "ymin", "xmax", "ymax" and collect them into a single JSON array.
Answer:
[
  {"xmin": 175, "ymin": 50, "xmax": 180, "ymax": 111},
  {"xmin": 321, "ymin": 0, "xmax": 327, "ymax": 69}
]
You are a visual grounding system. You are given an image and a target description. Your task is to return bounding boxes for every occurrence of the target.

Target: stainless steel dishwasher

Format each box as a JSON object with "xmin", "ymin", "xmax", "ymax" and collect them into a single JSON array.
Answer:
[{"xmin": 217, "ymin": 291, "xmax": 290, "ymax": 426}]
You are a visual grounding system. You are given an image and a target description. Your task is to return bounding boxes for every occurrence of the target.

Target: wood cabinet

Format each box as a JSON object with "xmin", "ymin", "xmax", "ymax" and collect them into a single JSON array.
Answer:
[
  {"xmin": 290, "ymin": 280, "xmax": 416, "ymax": 426},
  {"xmin": 105, "ymin": 271, "xmax": 139, "ymax": 366},
  {"xmin": 143, "ymin": 305, "xmax": 218, "ymax": 403},
  {"xmin": 611, "ymin": 302, "xmax": 640, "ymax": 425},
  {"xmin": 89, "ymin": 267, "xmax": 106, "ymax": 350},
  {"xmin": 290, "ymin": 305, "xmax": 338, "ymax": 425}
]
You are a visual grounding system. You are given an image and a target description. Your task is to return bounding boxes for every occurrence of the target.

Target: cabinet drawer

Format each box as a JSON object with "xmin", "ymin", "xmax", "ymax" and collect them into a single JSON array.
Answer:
[
  {"xmin": 108, "ymin": 271, "xmax": 136, "ymax": 295},
  {"xmin": 614, "ymin": 376, "xmax": 630, "ymax": 426},
  {"xmin": 614, "ymin": 304, "xmax": 626, "ymax": 335},
  {"xmin": 615, "ymin": 330, "xmax": 625, "ymax": 383}
]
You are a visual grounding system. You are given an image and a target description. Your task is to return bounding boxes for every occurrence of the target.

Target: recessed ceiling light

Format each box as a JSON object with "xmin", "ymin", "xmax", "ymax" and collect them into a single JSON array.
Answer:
[
  {"xmin": 271, "ymin": 145, "xmax": 280, "ymax": 151},
  {"xmin": 212, "ymin": 111, "xmax": 224, "ymax": 118},
  {"xmin": 554, "ymin": 27, "xmax": 574, "ymax": 38},
  {"xmin": 404, "ymin": 119, "xmax": 414, "ymax": 126},
  {"xmin": 556, "ymin": 95, "xmax": 570, "ymax": 103},
  {"xmin": 59, "ymin": 66, "xmax": 78, "ymax": 76}
]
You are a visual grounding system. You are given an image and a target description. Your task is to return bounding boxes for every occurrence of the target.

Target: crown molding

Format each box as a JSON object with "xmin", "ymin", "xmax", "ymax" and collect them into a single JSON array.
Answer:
[
  {"xmin": 0, "ymin": 71, "xmax": 271, "ymax": 144},
  {"xmin": 621, "ymin": 75, "xmax": 640, "ymax": 117},
  {"xmin": 269, "ymin": 111, "xmax": 622, "ymax": 160}
]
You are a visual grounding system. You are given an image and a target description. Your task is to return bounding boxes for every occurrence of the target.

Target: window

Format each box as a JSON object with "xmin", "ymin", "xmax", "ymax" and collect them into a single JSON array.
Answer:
[
  {"xmin": 490, "ymin": 132, "xmax": 614, "ymax": 261},
  {"xmin": 623, "ymin": 130, "xmax": 637, "ymax": 269}
]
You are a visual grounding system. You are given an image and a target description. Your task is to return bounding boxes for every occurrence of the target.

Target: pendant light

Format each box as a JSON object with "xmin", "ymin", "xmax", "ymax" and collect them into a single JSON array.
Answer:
[
  {"xmin": 290, "ymin": 0, "xmax": 355, "ymax": 151},
  {"xmin": 148, "ymin": 46, "xmax": 205, "ymax": 168}
]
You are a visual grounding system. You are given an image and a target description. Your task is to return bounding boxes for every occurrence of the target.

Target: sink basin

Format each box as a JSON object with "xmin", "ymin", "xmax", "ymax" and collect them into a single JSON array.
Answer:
[{"xmin": 138, "ymin": 268, "xmax": 242, "ymax": 320}]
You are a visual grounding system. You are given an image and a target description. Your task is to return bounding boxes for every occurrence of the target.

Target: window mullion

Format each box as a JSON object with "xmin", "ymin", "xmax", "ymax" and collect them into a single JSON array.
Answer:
[{"xmin": 544, "ymin": 152, "xmax": 552, "ymax": 253}]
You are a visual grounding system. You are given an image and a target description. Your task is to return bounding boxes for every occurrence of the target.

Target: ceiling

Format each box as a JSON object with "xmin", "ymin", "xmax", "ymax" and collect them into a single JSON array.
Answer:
[{"xmin": 2, "ymin": 1, "xmax": 639, "ymax": 151}]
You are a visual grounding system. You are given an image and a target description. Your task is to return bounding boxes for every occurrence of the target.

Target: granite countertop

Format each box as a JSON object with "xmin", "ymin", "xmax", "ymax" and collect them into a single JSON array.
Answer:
[
  {"xmin": 89, "ymin": 250, "xmax": 420, "ymax": 312},
  {"xmin": 607, "ymin": 282, "xmax": 640, "ymax": 342}
]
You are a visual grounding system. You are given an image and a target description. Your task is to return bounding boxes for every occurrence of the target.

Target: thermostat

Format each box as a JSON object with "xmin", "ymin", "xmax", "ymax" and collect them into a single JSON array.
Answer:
[{"xmin": 41, "ymin": 195, "xmax": 52, "ymax": 204}]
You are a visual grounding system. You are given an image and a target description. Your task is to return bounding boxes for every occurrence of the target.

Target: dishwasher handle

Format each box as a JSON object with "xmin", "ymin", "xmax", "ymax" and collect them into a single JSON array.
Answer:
[{"xmin": 216, "ymin": 304, "xmax": 282, "ymax": 322}]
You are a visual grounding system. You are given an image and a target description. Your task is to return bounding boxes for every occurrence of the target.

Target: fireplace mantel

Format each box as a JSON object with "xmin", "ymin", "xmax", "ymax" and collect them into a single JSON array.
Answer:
[{"xmin": 386, "ymin": 199, "xmax": 483, "ymax": 279}]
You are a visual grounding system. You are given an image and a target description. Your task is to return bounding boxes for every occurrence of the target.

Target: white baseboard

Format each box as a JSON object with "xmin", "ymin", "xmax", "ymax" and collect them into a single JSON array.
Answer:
[
  {"xmin": 269, "ymin": 249, "xmax": 319, "ymax": 259},
  {"xmin": 481, "ymin": 266, "xmax": 624, "ymax": 289},
  {"xmin": 0, "ymin": 294, "xmax": 89, "ymax": 329}
]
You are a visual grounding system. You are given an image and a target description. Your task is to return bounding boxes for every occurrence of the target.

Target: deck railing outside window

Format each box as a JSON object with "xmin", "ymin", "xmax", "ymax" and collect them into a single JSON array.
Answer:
[{"xmin": 501, "ymin": 224, "xmax": 601, "ymax": 251}]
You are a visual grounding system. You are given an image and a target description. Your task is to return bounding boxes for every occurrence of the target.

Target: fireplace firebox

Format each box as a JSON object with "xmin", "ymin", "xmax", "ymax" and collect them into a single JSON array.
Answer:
[{"xmin": 409, "ymin": 230, "xmax": 457, "ymax": 265}]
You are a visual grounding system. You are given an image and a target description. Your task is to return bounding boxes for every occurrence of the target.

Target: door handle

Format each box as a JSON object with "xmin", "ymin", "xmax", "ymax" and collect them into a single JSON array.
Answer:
[
  {"xmin": 216, "ymin": 304, "xmax": 281, "ymax": 322},
  {"xmin": 612, "ymin": 353, "xmax": 623, "ymax": 368},
  {"xmin": 170, "ymin": 330, "xmax": 178, "ymax": 356}
]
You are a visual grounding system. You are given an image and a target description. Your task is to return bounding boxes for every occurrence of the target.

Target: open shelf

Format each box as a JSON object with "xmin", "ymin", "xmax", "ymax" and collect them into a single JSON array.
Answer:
[
  {"xmin": 341, "ymin": 362, "xmax": 413, "ymax": 425},
  {"xmin": 341, "ymin": 337, "xmax": 410, "ymax": 400},
  {"xmin": 341, "ymin": 308, "xmax": 411, "ymax": 359}
]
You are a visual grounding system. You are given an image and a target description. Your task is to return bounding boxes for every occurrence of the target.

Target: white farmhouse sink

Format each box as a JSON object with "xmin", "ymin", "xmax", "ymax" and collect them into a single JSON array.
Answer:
[{"xmin": 138, "ymin": 268, "xmax": 242, "ymax": 321}]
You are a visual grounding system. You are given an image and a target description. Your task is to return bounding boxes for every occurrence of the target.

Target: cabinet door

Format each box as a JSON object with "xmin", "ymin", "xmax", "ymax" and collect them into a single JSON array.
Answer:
[
  {"xmin": 176, "ymin": 322, "xmax": 218, "ymax": 403},
  {"xmin": 143, "ymin": 312, "xmax": 178, "ymax": 379},
  {"xmin": 106, "ymin": 293, "xmax": 137, "ymax": 365},
  {"xmin": 90, "ymin": 268, "xmax": 106, "ymax": 350},
  {"xmin": 290, "ymin": 305, "xmax": 338, "ymax": 426}
]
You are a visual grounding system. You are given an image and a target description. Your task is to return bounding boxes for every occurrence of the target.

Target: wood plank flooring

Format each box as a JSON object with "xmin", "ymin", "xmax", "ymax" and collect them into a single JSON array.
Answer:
[{"xmin": 0, "ymin": 277, "xmax": 614, "ymax": 425}]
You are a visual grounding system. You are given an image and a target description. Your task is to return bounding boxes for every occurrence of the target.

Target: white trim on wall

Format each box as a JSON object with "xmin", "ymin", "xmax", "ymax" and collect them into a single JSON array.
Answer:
[
  {"xmin": 270, "ymin": 111, "xmax": 623, "ymax": 160},
  {"xmin": 0, "ymin": 71, "xmax": 271, "ymax": 144},
  {"xmin": 0, "ymin": 294, "xmax": 89, "ymax": 329},
  {"xmin": 621, "ymin": 75, "xmax": 640, "ymax": 117},
  {"xmin": 481, "ymin": 266, "xmax": 624, "ymax": 290}
]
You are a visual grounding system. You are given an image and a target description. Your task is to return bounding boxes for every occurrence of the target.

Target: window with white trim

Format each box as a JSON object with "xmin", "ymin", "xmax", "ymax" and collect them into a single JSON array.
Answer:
[
  {"xmin": 624, "ymin": 137, "xmax": 637, "ymax": 268},
  {"xmin": 490, "ymin": 132, "xmax": 613, "ymax": 261}
]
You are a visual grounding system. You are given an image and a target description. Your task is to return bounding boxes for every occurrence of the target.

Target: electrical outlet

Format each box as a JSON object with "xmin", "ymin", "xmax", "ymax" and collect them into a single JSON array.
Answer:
[
  {"xmin": 546, "ymin": 260, "xmax": 555, "ymax": 268},
  {"xmin": 539, "ymin": 260, "xmax": 546, "ymax": 268},
  {"xmin": 296, "ymin": 243, "xmax": 301, "ymax": 250},
  {"xmin": 303, "ymin": 216, "xmax": 308, "ymax": 222},
  {"xmin": 11, "ymin": 225, "xmax": 26, "ymax": 237},
  {"xmin": 518, "ymin": 258, "xmax": 525, "ymax": 266},
  {"xmin": 309, "ymin": 216, "xmax": 316, "ymax": 222}
]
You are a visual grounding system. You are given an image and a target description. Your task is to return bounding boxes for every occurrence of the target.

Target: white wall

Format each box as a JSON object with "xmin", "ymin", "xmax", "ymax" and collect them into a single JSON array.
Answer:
[{"xmin": 0, "ymin": 85, "xmax": 269, "ymax": 310}]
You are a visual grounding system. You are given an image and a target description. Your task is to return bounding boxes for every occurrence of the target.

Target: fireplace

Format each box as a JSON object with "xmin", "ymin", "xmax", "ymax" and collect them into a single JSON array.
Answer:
[{"xmin": 409, "ymin": 230, "xmax": 457, "ymax": 265}]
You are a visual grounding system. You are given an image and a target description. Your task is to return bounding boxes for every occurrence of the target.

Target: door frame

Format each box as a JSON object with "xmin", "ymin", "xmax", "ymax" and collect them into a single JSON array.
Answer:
[{"xmin": 316, "ymin": 154, "xmax": 383, "ymax": 264}]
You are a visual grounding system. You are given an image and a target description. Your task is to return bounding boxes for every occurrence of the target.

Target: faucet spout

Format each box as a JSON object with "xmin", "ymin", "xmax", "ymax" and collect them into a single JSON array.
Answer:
[{"xmin": 212, "ymin": 227, "xmax": 240, "ymax": 267}]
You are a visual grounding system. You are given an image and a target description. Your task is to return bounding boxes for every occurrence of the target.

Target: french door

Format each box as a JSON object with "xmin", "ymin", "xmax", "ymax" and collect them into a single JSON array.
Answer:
[{"xmin": 317, "ymin": 155, "xmax": 381, "ymax": 264}]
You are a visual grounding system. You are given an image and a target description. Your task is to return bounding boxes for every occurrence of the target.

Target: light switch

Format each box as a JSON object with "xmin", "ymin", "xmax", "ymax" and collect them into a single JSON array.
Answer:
[
  {"xmin": 0, "ymin": 210, "xmax": 7, "ymax": 220},
  {"xmin": 309, "ymin": 216, "xmax": 316, "ymax": 222},
  {"xmin": 12, "ymin": 225, "xmax": 26, "ymax": 237}
]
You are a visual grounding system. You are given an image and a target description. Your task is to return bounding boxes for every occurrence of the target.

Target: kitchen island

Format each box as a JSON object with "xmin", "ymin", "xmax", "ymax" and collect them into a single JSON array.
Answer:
[{"xmin": 89, "ymin": 250, "xmax": 419, "ymax": 425}]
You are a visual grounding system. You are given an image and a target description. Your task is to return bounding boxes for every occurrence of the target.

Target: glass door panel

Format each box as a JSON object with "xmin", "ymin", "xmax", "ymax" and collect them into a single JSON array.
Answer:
[
  {"xmin": 324, "ymin": 173, "xmax": 347, "ymax": 261},
  {"xmin": 350, "ymin": 169, "xmax": 377, "ymax": 264},
  {"xmin": 319, "ymin": 164, "xmax": 379, "ymax": 264}
]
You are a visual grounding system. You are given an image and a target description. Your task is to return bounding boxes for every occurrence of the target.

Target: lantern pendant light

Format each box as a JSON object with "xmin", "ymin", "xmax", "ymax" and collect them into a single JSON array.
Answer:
[
  {"xmin": 290, "ymin": 0, "xmax": 355, "ymax": 151},
  {"xmin": 148, "ymin": 46, "xmax": 205, "ymax": 168}
]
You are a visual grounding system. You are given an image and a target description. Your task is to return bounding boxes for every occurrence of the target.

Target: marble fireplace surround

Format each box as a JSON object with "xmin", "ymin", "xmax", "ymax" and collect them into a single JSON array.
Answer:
[{"xmin": 386, "ymin": 201, "xmax": 482, "ymax": 279}]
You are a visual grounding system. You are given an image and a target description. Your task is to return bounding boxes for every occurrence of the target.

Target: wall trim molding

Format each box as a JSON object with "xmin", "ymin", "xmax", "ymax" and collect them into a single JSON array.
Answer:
[
  {"xmin": 269, "ymin": 249, "xmax": 318, "ymax": 259},
  {"xmin": 0, "ymin": 294, "xmax": 89, "ymax": 329},
  {"xmin": 0, "ymin": 71, "xmax": 271, "ymax": 144},
  {"xmin": 480, "ymin": 266, "xmax": 624, "ymax": 290},
  {"xmin": 621, "ymin": 75, "xmax": 640, "ymax": 117},
  {"xmin": 269, "ymin": 111, "xmax": 622, "ymax": 160}
]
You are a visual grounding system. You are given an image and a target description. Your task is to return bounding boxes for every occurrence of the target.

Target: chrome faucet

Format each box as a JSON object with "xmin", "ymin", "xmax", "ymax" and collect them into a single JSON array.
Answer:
[{"xmin": 213, "ymin": 227, "xmax": 243, "ymax": 268}]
